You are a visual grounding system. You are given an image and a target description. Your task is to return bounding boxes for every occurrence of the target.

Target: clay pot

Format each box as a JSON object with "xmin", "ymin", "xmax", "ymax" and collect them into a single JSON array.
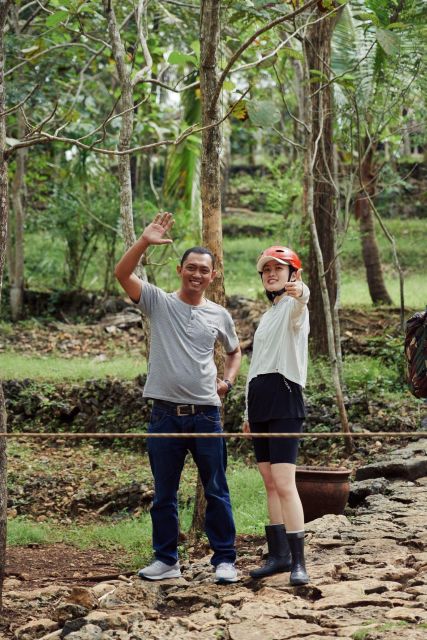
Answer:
[{"xmin": 296, "ymin": 466, "xmax": 351, "ymax": 523}]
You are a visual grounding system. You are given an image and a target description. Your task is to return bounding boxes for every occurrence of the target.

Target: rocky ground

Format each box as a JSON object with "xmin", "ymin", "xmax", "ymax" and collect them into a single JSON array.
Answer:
[{"xmin": 2, "ymin": 439, "xmax": 426, "ymax": 640}]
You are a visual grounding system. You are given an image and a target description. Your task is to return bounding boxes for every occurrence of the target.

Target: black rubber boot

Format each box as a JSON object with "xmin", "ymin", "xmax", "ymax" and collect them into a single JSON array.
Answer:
[
  {"xmin": 287, "ymin": 531, "xmax": 309, "ymax": 586},
  {"xmin": 250, "ymin": 524, "xmax": 292, "ymax": 579}
]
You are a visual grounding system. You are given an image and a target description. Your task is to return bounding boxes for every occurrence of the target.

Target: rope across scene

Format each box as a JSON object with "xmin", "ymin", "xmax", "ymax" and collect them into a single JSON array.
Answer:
[{"xmin": 0, "ymin": 432, "xmax": 426, "ymax": 439}]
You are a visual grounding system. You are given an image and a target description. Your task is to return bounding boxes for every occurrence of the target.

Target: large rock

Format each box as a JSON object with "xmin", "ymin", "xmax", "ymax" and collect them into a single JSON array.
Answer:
[
  {"xmin": 228, "ymin": 618, "xmax": 322, "ymax": 640},
  {"xmin": 61, "ymin": 624, "xmax": 103, "ymax": 640},
  {"xmin": 54, "ymin": 604, "xmax": 89, "ymax": 625},
  {"xmin": 356, "ymin": 457, "xmax": 427, "ymax": 481},
  {"xmin": 15, "ymin": 619, "xmax": 59, "ymax": 640},
  {"xmin": 348, "ymin": 477, "xmax": 388, "ymax": 506}
]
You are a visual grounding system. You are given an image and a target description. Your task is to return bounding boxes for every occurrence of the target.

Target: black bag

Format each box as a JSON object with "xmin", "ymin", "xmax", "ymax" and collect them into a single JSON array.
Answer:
[{"xmin": 404, "ymin": 309, "xmax": 427, "ymax": 398}]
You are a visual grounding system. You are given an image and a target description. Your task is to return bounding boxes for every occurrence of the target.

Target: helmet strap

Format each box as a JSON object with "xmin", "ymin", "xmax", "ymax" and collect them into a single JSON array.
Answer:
[{"xmin": 265, "ymin": 287, "xmax": 286, "ymax": 302}]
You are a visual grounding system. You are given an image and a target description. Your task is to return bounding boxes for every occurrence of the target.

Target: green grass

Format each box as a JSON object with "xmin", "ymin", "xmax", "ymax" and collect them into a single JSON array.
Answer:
[
  {"xmin": 7, "ymin": 515, "xmax": 153, "ymax": 570},
  {"xmin": 228, "ymin": 462, "xmax": 268, "ymax": 533},
  {"xmin": 7, "ymin": 518, "xmax": 61, "ymax": 546},
  {"xmin": 339, "ymin": 271, "xmax": 426, "ymax": 308},
  {"xmin": 340, "ymin": 217, "xmax": 426, "ymax": 272},
  {"xmin": 225, "ymin": 266, "xmax": 427, "ymax": 308},
  {"xmin": 219, "ymin": 216, "xmax": 427, "ymax": 304},
  {"xmin": 64, "ymin": 516, "xmax": 153, "ymax": 569},
  {"xmin": 0, "ymin": 353, "xmax": 146, "ymax": 381}
]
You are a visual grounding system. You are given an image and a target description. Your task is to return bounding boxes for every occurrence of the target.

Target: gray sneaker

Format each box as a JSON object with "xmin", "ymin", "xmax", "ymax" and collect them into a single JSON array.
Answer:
[
  {"xmin": 215, "ymin": 562, "xmax": 239, "ymax": 584},
  {"xmin": 138, "ymin": 559, "xmax": 181, "ymax": 581}
]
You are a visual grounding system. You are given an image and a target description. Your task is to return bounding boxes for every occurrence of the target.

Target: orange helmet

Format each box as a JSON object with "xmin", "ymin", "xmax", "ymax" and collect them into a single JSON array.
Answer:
[{"xmin": 257, "ymin": 246, "xmax": 302, "ymax": 273}]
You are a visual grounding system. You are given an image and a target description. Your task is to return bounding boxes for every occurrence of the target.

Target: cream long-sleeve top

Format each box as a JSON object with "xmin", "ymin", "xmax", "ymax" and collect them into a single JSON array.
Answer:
[{"xmin": 244, "ymin": 283, "xmax": 310, "ymax": 420}]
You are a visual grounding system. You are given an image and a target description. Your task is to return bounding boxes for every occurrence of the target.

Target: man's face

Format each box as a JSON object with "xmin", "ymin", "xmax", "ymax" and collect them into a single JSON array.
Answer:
[
  {"xmin": 261, "ymin": 260, "xmax": 290, "ymax": 291},
  {"xmin": 177, "ymin": 253, "xmax": 216, "ymax": 293}
]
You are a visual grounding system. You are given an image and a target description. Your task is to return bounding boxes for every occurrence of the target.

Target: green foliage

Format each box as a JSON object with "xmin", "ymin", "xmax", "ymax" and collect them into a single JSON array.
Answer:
[
  {"xmin": 247, "ymin": 100, "xmax": 281, "ymax": 128},
  {"xmin": 343, "ymin": 351, "xmax": 404, "ymax": 395},
  {"xmin": 308, "ymin": 344, "xmax": 405, "ymax": 399},
  {"xmin": 8, "ymin": 214, "xmax": 426, "ymax": 306},
  {"xmin": 4, "ymin": 0, "xmax": 426, "ymax": 316},
  {"xmin": 333, "ymin": 0, "xmax": 426, "ymax": 175},
  {"xmin": 168, "ymin": 51, "xmax": 198, "ymax": 67},
  {"xmin": 228, "ymin": 156, "xmax": 302, "ymax": 215},
  {"xmin": 162, "ymin": 81, "xmax": 201, "ymax": 238},
  {"xmin": 6, "ymin": 515, "xmax": 152, "ymax": 569}
]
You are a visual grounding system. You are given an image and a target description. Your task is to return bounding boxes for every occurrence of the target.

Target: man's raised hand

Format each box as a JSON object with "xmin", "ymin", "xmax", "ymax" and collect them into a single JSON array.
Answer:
[{"xmin": 142, "ymin": 212, "xmax": 175, "ymax": 245}]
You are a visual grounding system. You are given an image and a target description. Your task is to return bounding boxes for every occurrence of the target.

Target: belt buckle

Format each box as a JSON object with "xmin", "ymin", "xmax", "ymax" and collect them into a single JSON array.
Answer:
[{"xmin": 177, "ymin": 404, "xmax": 194, "ymax": 416}]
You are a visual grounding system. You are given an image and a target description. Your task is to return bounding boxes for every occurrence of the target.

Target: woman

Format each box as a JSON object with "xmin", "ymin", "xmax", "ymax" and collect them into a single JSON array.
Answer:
[{"xmin": 243, "ymin": 245, "xmax": 310, "ymax": 585}]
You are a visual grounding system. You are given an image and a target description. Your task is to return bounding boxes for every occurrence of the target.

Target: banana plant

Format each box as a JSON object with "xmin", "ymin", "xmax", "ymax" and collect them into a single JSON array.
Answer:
[
  {"xmin": 162, "ymin": 71, "xmax": 202, "ymax": 240},
  {"xmin": 331, "ymin": 0, "xmax": 425, "ymax": 306}
]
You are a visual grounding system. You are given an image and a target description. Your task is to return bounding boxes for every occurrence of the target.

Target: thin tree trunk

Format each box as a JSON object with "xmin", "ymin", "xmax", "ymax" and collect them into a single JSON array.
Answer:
[
  {"xmin": 0, "ymin": 0, "xmax": 12, "ymax": 610},
  {"xmin": 356, "ymin": 141, "xmax": 392, "ymax": 305},
  {"xmin": 191, "ymin": 0, "xmax": 222, "ymax": 534},
  {"xmin": 305, "ymin": 13, "xmax": 338, "ymax": 355},
  {"xmin": 291, "ymin": 58, "xmax": 304, "ymax": 162},
  {"xmin": 332, "ymin": 143, "xmax": 344, "ymax": 387},
  {"xmin": 104, "ymin": 0, "xmax": 151, "ymax": 355},
  {"xmin": 8, "ymin": 7, "xmax": 26, "ymax": 320},
  {"xmin": 220, "ymin": 118, "xmax": 231, "ymax": 211}
]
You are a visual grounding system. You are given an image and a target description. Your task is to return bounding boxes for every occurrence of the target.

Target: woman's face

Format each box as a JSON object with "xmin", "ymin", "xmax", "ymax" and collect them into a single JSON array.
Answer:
[{"xmin": 261, "ymin": 260, "xmax": 290, "ymax": 291}]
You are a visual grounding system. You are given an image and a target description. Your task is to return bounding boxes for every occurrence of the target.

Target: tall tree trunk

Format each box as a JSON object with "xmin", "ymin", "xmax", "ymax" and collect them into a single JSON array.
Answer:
[
  {"xmin": 0, "ymin": 0, "xmax": 12, "ymax": 610},
  {"xmin": 302, "ymin": 9, "xmax": 353, "ymax": 453},
  {"xmin": 191, "ymin": 0, "xmax": 222, "ymax": 534},
  {"xmin": 305, "ymin": 13, "xmax": 338, "ymax": 355},
  {"xmin": 104, "ymin": 1, "xmax": 137, "ymax": 257},
  {"xmin": 200, "ymin": 0, "xmax": 223, "ymax": 305},
  {"xmin": 356, "ymin": 141, "xmax": 392, "ymax": 305}
]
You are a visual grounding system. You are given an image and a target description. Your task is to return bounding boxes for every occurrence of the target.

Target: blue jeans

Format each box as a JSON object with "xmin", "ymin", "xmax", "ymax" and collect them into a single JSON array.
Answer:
[{"xmin": 147, "ymin": 405, "xmax": 236, "ymax": 567}]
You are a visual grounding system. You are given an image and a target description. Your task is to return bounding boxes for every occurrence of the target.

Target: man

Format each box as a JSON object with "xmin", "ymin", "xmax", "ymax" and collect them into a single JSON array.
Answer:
[{"xmin": 115, "ymin": 212, "xmax": 241, "ymax": 583}]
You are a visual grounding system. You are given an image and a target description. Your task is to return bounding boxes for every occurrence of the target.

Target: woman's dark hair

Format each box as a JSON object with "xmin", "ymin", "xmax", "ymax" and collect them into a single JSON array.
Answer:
[{"xmin": 180, "ymin": 246, "xmax": 215, "ymax": 269}]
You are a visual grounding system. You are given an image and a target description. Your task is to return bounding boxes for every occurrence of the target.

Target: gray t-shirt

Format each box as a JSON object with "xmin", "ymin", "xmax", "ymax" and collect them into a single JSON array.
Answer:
[{"xmin": 137, "ymin": 283, "xmax": 239, "ymax": 406}]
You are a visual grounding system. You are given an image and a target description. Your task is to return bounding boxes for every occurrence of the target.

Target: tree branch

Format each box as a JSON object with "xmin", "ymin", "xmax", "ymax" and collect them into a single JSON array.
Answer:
[
  {"xmin": 209, "ymin": 0, "xmax": 319, "ymax": 113},
  {"xmin": 5, "ymin": 43, "xmax": 100, "ymax": 77},
  {"xmin": 0, "ymin": 84, "xmax": 38, "ymax": 117},
  {"xmin": 132, "ymin": 0, "xmax": 153, "ymax": 87},
  {"xmin": 6, "ymin": 87, "xmax": 250, "ymax": 158}
]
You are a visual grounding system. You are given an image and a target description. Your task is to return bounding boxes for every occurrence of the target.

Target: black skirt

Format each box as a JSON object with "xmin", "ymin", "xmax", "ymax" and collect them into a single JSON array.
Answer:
[{"xmin": 248, "ymin": 372, "xmax": 306, "ymax": 422}]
